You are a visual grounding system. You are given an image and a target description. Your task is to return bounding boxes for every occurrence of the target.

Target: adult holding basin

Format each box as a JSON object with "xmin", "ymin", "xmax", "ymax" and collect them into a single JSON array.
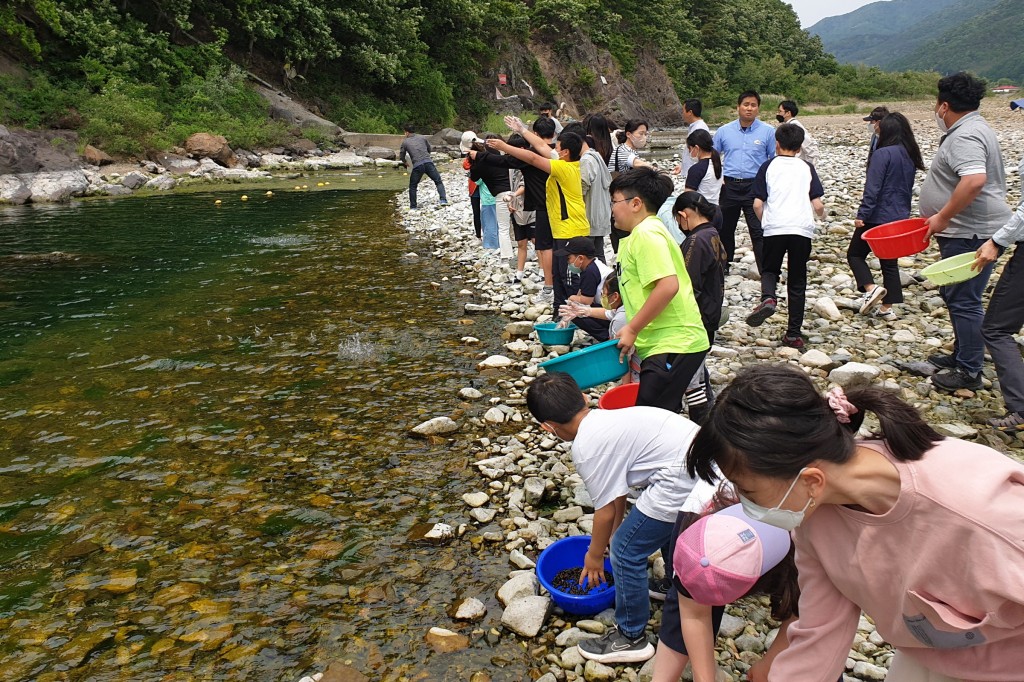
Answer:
[
  {"xmin": 920, "ymin": 72, "xmax": 1011, "ymax": 392},
  {"xmin": 713, "ymin": 90, "xmax": 776, "ymax": 272}
]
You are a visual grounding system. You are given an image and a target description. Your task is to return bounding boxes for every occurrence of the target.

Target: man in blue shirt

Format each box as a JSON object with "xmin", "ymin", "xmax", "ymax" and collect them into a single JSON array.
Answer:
[{"xmin": 712, "ymin": 91, "xmax": 775, "ymax": 271}]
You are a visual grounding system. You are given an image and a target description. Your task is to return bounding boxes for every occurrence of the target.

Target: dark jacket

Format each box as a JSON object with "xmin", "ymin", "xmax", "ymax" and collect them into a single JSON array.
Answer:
[
  {"xmin": 857, "ymin": 144, "xmax": 916, "ymax": 225},
  {"xmin": 469, "ymin": 150, "xmax": 512, "ymax": 196},
  {"xmin": 681, "ymin": 223, "xmax": 728, "ymax": 341},
  {"xmin": 478, "ymin": 150, "xmax": 549, "ymax": 211}
]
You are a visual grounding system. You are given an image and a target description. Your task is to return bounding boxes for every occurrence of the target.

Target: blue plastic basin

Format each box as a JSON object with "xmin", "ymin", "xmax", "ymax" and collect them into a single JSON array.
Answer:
[
  {"xmin": 535, "ymin": 535, "xmax": 615, "ymax": 615},
  {"xmin": 539, "ymin": 339, "xmax": 627, "ymax": 390},
  {"xmin": 534, "ymin": 322, "xmax": 577, "ymax": 346}
]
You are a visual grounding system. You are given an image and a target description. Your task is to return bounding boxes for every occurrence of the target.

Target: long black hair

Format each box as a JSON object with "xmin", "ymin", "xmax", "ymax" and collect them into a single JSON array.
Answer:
[
  {"xmin": 672, "ymin": 191, "xmax": 716, "ymax": 223},
  {"xmin": 877, "ymin": 112, "xmax": 926, "ymax": 172},
  {"xmin": 686, "ymin": 129, "xmax": 721, "ymax": 180},
  {"xmin": 686, "ymin": 364, "xmax": 944, "ymax": 484},
  {"xmin": 615, "ymin": 118, "xmax": 649, "ymax": 145},
  {"xmin": 583, "ymin": 113, "xmax": 615, "ymax": 164}
]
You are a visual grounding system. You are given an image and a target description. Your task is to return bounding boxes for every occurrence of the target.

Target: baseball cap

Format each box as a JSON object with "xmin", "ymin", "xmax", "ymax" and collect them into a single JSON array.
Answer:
[
  {"xmin": 673, "ymin": 504, "xmax": 792, "ymax": 605},
  {"xmin": 862, "ymin": 107, "xmax": 888, "ymax": 122},
  {"xmin": 459, "ymin": 130, "xmax": 477, "ymax": 153},
  {"xmin": 555, "ymin": 236, "xmax": 597, "ymax": 258}
]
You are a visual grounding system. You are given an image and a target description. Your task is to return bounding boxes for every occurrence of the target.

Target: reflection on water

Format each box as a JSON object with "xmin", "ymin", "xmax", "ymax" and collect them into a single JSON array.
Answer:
[{"xmin": 0, "ymin": 190, "xmax": 528, "ymax": 680}]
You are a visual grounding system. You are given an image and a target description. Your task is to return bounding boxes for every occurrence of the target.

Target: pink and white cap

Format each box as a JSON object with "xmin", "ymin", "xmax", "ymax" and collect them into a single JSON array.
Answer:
[{"xmin": 673, "ymin": 503, "xmax": 792, "ymax": 605}]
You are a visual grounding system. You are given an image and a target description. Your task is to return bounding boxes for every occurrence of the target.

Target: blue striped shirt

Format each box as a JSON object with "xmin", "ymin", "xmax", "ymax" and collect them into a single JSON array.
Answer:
[{"xmin": 712, "ymin": 119, "xmax": 776, "ymax": 180}]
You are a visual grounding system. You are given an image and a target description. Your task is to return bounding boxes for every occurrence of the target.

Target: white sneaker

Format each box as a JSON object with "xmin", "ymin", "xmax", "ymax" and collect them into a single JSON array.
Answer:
[
  {"xmin": 859, "ymin": 287, "xmax": 887, "ymax": 314},
  {"xmin": 874, "ymin": 308, "xmax": 897, "ymax": 321},
  {"xmin": 530, "ymin": 288, "xmax": 553, "ymax": 306}
]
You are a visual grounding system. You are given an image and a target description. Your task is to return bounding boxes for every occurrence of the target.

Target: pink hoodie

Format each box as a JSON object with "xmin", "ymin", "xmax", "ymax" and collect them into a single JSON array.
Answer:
[{"xmin": 769, "ymin": 438, "xmax": 1024, "ymax": 681}]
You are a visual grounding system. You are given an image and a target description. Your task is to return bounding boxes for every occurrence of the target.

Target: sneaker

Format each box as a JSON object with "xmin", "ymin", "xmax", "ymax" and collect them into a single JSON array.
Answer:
[
  {"xmin": 530, "ymin": 287, "xmax": 553, "ymax": 306},
  {"xmin": 648, "ymin": 576, "xmax": 671, "ymax": 602},
  {"xmin": 439, "ymin": 200, "xmax": 448, "ymax": 206},
  {"xmin": 931, "ymin": 367, "xmax": 982, "ymax": 392},
  {"xmin": 988, "ymin": 412, "xmax": 1024, "ymax": 432},
  {"xmin": 927, "ymin": 352, "xmax": 958, "ymax": 370},
  {"xmin": 577, "ymin": 625, "xmax": 655, "ymax": 664},
  {"xmin": 874, "ymin": 308, "xmax": 897, "ymax": 321},
  {"xmin": 859, "ymin": 287, "xmax": 887, "ymax": 314},
  {"xmin": 745, "ymin": 298, "xmax": 777, "ymax": 327},
  {"xmin": 782, "ymin": 334, "xmax": 805, "ymax": 349}
]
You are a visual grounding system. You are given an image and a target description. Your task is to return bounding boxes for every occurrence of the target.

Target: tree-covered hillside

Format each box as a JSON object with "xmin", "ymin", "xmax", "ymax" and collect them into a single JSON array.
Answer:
[{"xmin": 0, "ymin": 0, "xmax": 938, "ymax": 154}]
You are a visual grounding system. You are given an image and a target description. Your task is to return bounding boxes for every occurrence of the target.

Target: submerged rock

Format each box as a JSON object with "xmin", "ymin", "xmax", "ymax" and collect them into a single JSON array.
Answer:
[{"xmin": 410, "ymin": 416, "xmax": 460, "ymax": 436}]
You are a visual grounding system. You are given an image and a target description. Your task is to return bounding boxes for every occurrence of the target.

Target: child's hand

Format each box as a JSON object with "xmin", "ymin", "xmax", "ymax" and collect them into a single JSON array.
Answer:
[
  {"xmin": 616, "ymin": 326, "xmax": 638, "ymax": 362},
  {"xmin": 580, "ymin": 551, "xmax": 606, "ymax": 588}
]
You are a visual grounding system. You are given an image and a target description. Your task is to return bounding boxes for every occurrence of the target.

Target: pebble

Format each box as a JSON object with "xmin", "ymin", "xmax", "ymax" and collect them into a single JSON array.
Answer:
[
  {"xmin": 460, "ymin": 387, "xmax": 484, "ymax": 399},
  {"xmin": 462, "ymin": 492, "xmax": 490, "ymax": 507}
]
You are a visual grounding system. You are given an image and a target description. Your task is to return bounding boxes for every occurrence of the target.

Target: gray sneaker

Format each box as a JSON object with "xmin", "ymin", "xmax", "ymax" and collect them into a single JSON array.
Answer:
[{"xmin": 577, "ymin": 625, "xmax": 655, "ymax": 664}]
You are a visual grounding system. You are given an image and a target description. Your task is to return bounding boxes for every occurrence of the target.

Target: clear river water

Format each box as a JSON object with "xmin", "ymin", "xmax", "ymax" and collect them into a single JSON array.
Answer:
[{"xmin": 0, "ymin": 183, "xmax": 534, "ymax": 680}]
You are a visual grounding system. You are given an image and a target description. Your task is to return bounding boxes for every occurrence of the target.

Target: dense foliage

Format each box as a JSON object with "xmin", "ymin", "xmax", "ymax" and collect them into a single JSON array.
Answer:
[{"xmin": 0, "ymin": 0, "xmax": 941, "ymax": 152}]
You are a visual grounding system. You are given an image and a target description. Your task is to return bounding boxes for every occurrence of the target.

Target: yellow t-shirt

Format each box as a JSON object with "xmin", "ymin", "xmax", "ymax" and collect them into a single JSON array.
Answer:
[
  {"xmin": 546, "ymin": 159, "xmax": 591, "ymax": 240},
  {"xmin": 618, "ymin": 215, "xmax": 710, "ymax": 358}
]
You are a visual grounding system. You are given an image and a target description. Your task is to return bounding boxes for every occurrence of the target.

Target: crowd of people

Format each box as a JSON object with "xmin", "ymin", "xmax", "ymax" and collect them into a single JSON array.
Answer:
[{"xmin": 405, "ymin": 74, "xmax": 1024, "ymax": 681}]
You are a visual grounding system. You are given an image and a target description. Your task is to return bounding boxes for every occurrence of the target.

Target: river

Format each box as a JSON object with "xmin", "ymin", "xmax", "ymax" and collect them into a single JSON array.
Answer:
[{"xmin": 0, "ymin": 184, "xmax": 533, "ymax": 680}]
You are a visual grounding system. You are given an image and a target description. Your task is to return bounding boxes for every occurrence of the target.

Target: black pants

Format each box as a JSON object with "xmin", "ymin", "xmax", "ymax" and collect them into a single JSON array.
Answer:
[
  {"xmin": 551, "ymin": 238, "xmax": 577, "ymax": 313},
  {"xmin": 574, "ymin": 315, "xmax": 610, "ymax": 342},
  {"xmin": 847, "ymin": 222, "xmax": 903, "ymax": 304},
  {"xmin": 762, "ymin": 234, "xmax": 812, "ymax": 337},
  {"xmin": 470, "ymin": 190, "xmax": 482, "ymax": 238},
  {"xmin": 409, "ymin": 162, "xmax": 447, "ymax": 208},
  {"xmin": 592, "ymin": 236, "xmax": 607, "ymax": 263},
  {"xmin": 636, "ymin": 350, "xmax": 709, "ymax": 413},
  {"xmin": 982, "ymin": 245, "xmax": 1024, "ymax": 414},
  {"xmin": 719, "ymin": 178, "xmax": 763, "ymax": 269}
]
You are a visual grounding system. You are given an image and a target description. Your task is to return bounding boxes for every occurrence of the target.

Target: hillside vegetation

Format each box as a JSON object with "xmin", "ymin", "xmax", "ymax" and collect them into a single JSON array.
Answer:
[
  {"xmin": 1, "ymin": 0, "xmax": 939, "ymax": 155},
  {"xmin": 810, "ymin": 0, "xmax": 1023, "ymax": 83}
]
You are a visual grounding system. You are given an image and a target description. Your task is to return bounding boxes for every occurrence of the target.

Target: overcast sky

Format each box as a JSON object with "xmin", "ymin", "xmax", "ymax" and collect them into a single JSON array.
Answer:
[{"xmin": 787, "ymin": 0, "xmax": 877, "ymax": 27}]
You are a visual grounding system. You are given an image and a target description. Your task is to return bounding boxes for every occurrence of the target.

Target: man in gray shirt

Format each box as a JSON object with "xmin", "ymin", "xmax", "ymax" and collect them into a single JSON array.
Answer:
[
  {"xmin": 920, "ymin": 72, "xmax": 1012, "ymax": 391},
  {"xmin": 679, "ymin": 98, "xmax": 709, "ymax": 178},
  {"xmin": 399, "ymin": 124, "xmax": 448, "ymax": 209}
]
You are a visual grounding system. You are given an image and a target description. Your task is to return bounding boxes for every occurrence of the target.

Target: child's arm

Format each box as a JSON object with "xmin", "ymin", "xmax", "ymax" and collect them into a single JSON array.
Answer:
[
  {"xmin": 811, "ymin": 197, "xmax": 825, "ymax": 220},
  {"xmin": 753, "ymin": 198, "xmax": 764, "ymax": 222},
  {"xmin": 678, "ymin": 594, "xmax": 718, "ymax": 682},
  {"xmin": 746, "ymin": 615, "xmax": 796, "ymax": 682},
  {"xmin": 617, "ymin": 275, "xmax": 679, "ymax": 360},
  {"xmin": 581, "ymin": 497, "xmax": 624, "ymax": 587},
  {"xmin": 486, "ymin": 138, "xmax": 552, "ymax": 174}
]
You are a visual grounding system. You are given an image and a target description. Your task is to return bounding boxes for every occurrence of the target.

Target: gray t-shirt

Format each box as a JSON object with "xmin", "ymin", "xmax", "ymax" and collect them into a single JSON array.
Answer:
[
  {"xmin": 919, "ymin": 112, "xmax": 1011, "ymax": 238},
  {"xmin": 580, "ymin": 149, "xmax": 612, "ymax": 236},
  {"xmin": 399, "ymin": 134, "xmax": 433, "ymax": 168}
]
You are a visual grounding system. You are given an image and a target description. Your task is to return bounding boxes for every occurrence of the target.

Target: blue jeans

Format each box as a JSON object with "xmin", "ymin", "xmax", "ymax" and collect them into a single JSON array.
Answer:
[
  {"xmin": 937, "ymin": 236, "xmax": 997, "ymax": 375},
  {"xmin": 408, "ymin": 161, "xmax": 447, "ymax": 208},
  {"xmin": 609, "ymin": 507, "xmax": 674, "ymax": 638},
  {"xmin": 480, "ymin": 203, "xmax": 499, "ymax": 249}
]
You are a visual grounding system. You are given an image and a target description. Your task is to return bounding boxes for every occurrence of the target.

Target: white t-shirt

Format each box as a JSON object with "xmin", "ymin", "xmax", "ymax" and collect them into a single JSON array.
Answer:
[
  {"xmin": 680, "ymin": 119, "xmax": 711, "ymax": 176},
  {"xmin": 751, "ymin": 156, "xmax": 825, "ymax": 239},
  {"xmin": 571, "ymin": 407, "xmax": 700, "ymax": 522}
]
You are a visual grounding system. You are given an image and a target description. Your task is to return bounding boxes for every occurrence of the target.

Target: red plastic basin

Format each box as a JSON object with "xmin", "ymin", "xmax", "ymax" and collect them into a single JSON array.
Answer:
[
  {"xmin": 598, "ymin": 382, "xmax": 640, "ymax": 410},
  {"xmin": 862, "ymin": 218, "xmax": 929, "ymax": 259}
]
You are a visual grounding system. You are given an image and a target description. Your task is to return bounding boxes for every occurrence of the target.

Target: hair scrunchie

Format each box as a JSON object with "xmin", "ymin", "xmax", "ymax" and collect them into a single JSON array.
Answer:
[{"xmin": 826, "ymin": 386, "xmax": 859, "ymax": 424}]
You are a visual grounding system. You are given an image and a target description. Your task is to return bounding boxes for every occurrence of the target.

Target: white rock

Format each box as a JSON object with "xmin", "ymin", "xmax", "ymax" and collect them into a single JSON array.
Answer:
[
  {"xmin": 582, "ymin": 659, "xmax": 617, "ymax": 682},
  {"xmin": 144, "ymin": 174, "xmax": 176, "ymax": 190},
  {"xmin": 410, "ymin": 416, "xmax": 459, "ymax": 436},
  {"xmin": 718, "ymin": 613, "xmax": 746, "ymax": 638},
  {"xmin": 813, "ymin": 297, "xmax": 843, "ymax": 321},
  {"xmin": 828, "ymin": 362, "xmax": 881, "ymax": 387},
  {"xmin": 852, "ymin": 661, "xmax": 887, "ymax": 681},
  {"xmin": 469, "ymin": 507, "xmax": 497, "ymax": 523},
  {"xmin": 462, "ymin": 492, "xmax": 490, "ymax": 508},
  {"xmin": 459, "ymin": 387, "xmax": 483, "ymax": 399},
  {"xmin": 451, "ymin": 597, "xmax": 487, "ymax": 621},
  {"xmin": 484, "ymin": 407, "xmax": 506, "ymax": 423},
  {"xmin": 509, "ymin": 549, "xmax": 536, "ymax": 569},
  {"xmin": 20, "ymin": 170, "xmax": 89, "ymax": 202},
  {"xmin": 478, "ymin": 355, "xmax": 512, "ymax": 369},
  {"xmin": 934, "ymin": 422, "xmax": 978, "ymax": 439},
  {"xmin": 505, "ymin": 321, "xmax": 535, "ymax": 336},
  {"xmin": 523, "ymin": 477, "xmax": 546, "ymax": 505},
  {"xmin": 461, "ymin": 336, "xmax": 480, "ymax": 345},
  {"xmin": 500, "ymin": 595, "xmax": 551, "ymax": 637},
  {"xmin": 799, "ymin": 349, "xmax": 834, "ymax": 368},
  {"xmin": 552, "ymin": 506, "xmax": 584, "ymax": 522},
  {"xmin": 0, "ymin": 175, "xmax": 32, "ymax": 204},
  {"xmin": 892, "ymin": 329, "xmax": 917, "ymax": 343},
  {"xmin": 497, "ymin": 572, "xmax": 539, "ymax": 606}
]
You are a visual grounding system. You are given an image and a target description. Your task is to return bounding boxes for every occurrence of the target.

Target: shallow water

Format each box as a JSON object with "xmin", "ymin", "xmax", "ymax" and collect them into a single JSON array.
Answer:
[{"xmin": 0, "ymin": 188, "xmax": 531, "ymax": 680}]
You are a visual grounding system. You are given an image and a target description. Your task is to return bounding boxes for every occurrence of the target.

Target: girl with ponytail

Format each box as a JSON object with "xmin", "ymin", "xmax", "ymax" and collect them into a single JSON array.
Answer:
[{"xmin": 687, "ymin": 363, "xmax": 1024, "ymax": 681}]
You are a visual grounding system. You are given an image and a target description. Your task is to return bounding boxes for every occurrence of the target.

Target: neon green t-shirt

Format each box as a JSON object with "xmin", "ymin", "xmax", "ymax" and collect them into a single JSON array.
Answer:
[
  {"xmin": 546, "ymin": 159, "xmax": 591, "ymax": 240},
  {"xmin": 618, "ymin": 215, "xmax": 710, "ymax": 359}
]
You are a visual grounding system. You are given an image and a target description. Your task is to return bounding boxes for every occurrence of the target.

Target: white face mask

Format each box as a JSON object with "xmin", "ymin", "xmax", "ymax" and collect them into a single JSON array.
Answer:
[
  {"xmin": 935, "ymin": 109, "xmax": 949, "ymax": 134},
  {"xmin": 738, "ymin": 468, "xmax": 812, "ymax": 531}
]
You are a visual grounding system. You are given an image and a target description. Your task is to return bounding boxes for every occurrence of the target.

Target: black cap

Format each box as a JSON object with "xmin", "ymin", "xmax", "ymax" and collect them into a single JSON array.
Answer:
[
  {"xmin": 862, "ymin": 106, "xmax": 888, "ymax": 122},
  {"xmin": 555, "ymin": 236, "xmax": 597, "ymax": 258}
]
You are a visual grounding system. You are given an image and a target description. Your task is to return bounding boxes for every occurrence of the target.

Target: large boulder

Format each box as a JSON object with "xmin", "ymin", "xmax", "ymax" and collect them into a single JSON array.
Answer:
[
  {"xmin": 500, "ymin": 595, "xmax": 551, "ymax": 637},
  {"xmin": 0, "ymin": 175, "xmax": 32, "ymax": 204},
  {"xmin": 0, "ymin": 125, "xmax": 41, "ymax": 174},
  {"xmin": 148, "ymin": 151, "xmax": 199, "ymax": 175},
  {"xmin": 144, "ymin": 175, "xmax": 177, "ymax": 191},
  {"xmin": 20, "ymin": 170, "xmax": 89, "ymax": 202},
  {"xmin": 82, "ymin": 145, "xmax": 113, "ymax": 166},
  {"xmin": 286, "ymin": 138, "xmax": 318, "ymax": 155},
  {"xmin": 362, "ymin": 146, "xmax": 397, "ymax": 161},
  {"xmin": 437, "ymin": 128, "xmax": 464, "ymax": 145},
  {"xmin": 185, "ymin": 133, "xmax": 236, "ymax": 167}
]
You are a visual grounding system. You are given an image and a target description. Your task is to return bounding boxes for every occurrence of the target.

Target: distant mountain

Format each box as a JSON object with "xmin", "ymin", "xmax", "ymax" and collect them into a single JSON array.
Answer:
[
  {"xmin": 891, "ymin": 0, "xmax": 1024, "ymax": 83},
  {"xmin": 808, "ymin": 0, "xmax": 1007, "ymax": 76}
]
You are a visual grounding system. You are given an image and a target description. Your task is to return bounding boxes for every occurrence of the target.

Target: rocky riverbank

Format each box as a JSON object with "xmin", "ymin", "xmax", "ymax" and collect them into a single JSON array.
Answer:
[
  {"xmin": 347, "ymin": 100, "xmax": 1021, "ymax": 682},
  {"xmin": 0, "ymin": 126, "xmax": 470, "ymax": 205}
]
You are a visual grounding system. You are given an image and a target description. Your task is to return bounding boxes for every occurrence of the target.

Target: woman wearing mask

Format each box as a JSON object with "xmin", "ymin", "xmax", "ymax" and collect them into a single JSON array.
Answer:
[
  {"xmin": 847, "ymin": 113, "xmax": 925, "ymax": 320},
  {"xmin": 687, "ymin": 363, "xmax": 1024, "ymax": 682},
  {"xmin": 607, "ymin": 119, "xmax": 656, "ymax": 253},
  {"xmin": 682, "ymin": 129, "xmax": 723, "ymax": 231}
]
